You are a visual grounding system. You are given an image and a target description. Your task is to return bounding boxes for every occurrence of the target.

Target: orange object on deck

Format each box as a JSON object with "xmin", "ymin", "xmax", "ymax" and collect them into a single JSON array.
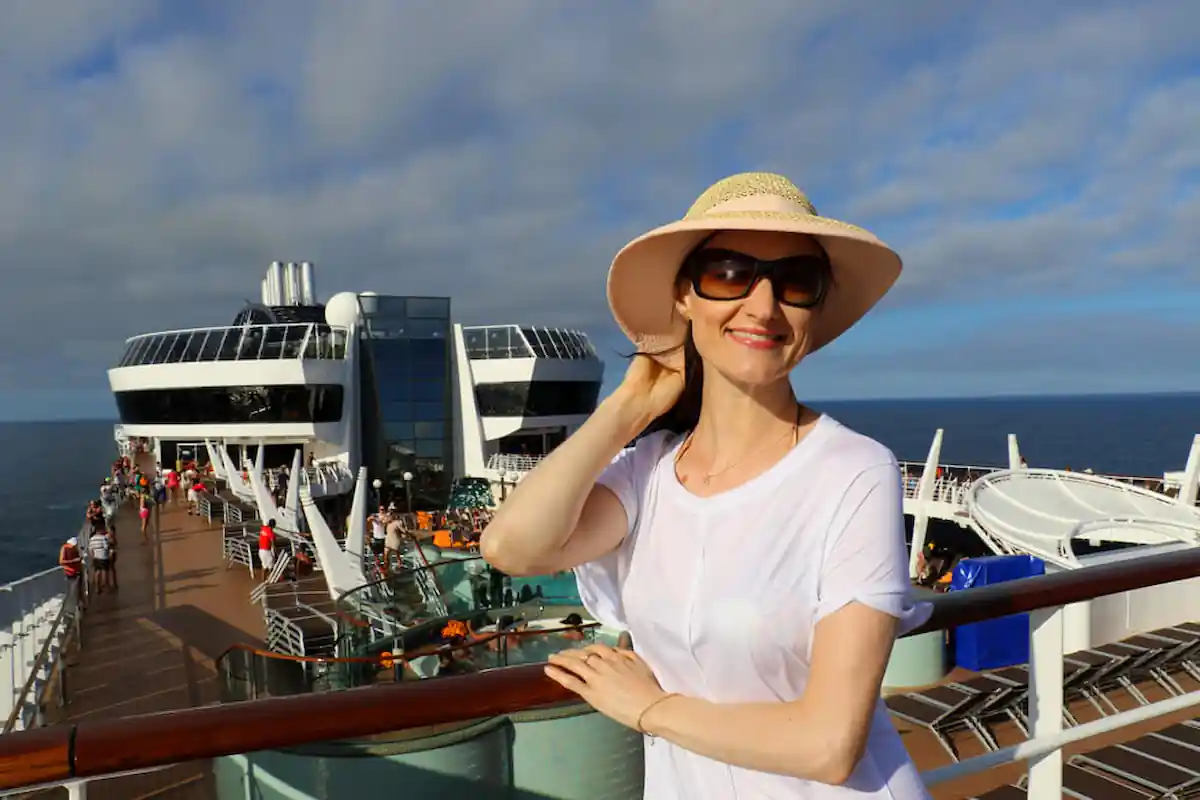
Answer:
[{"xmin": 432, "ymin": 530, "xmax": 452, "ymax": 548}]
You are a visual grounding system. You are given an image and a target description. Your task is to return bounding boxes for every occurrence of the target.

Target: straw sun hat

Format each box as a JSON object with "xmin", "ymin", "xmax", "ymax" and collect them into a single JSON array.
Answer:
[{"xmin": 606, "ymin": 172, "xmax": 901, "ymax": 363}]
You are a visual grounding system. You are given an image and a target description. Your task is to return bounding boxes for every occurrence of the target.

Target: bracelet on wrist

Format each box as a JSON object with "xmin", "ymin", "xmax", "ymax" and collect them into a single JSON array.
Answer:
[{"xmin": 636, "ymin": 692, "xmax": 680, "ymax": 736}]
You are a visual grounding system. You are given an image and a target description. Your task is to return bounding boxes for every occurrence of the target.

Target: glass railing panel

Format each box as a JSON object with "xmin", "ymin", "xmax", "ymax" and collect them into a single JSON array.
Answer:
[
  {"xmin": 215, "ymin": 328, "xmax": 242, "ymax": 360},
  {"xmin": 279, "ymin": 324, "xmax": 305, "ymax": 359},
  {"xmin": 163, "ymin": 332, "xmax": 188, "ymax": 363},
  {"xmin": 197, "ymin": 330, "xmax": 222, "ymax": 360},
  {"xmin": 180, "ymin": 331, "xmax": 204, "ymax": 362},
  {"xmin": 116, "ymin": 324, "xmax": 351, "ymax": 366}
]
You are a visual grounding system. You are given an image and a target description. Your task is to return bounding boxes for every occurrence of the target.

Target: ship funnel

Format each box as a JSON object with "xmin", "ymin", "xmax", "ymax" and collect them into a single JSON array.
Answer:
[
  {"xmin": 267, "ymin": 261, "xmax": 284, "ymax": 306},
  {"xmin": 300, "ymin": 261, "xmax": 316, "ymax": 305}
]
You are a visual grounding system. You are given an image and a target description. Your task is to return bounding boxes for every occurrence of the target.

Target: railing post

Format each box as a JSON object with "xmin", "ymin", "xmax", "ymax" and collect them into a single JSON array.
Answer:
[
  {"xmin": 1026, "ymin": 605, "xmax": 1064, "ymax": 799},
  {"xmin": 66, "ymin": 779, "xmax": 87, "ymax": 799}
]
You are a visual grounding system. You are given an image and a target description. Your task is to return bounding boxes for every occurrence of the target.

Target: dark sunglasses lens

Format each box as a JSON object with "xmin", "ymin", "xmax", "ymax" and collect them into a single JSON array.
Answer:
[
  {"xmin": 693, "ymin": 254, "xmax": 756, "ymax": 299},
  {"xmin": 774, "ymin": 259, "xmax": 826, "ymax": 306}
]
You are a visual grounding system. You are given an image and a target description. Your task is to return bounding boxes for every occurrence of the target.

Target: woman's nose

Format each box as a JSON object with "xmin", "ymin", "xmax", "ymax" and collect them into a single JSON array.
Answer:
[{"xmin": 741, "ymin": 276, "xmax": 779, "ymax": 317}]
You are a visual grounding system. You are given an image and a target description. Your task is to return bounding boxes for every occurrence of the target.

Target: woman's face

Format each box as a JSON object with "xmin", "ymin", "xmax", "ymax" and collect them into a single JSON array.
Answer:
[{"xmin": 675, "ymin": 230, "xmax": 825, "ymax": 389}]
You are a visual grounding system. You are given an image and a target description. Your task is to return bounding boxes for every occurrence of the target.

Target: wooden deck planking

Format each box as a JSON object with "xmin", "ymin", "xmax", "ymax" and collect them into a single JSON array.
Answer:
[{"xmin": 36, "ymin": 463, "xmax": 268, "ymax": 799}]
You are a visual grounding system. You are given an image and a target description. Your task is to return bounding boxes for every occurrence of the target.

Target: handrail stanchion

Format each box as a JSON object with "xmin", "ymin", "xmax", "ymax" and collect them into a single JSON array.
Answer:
[{"xmin": 1026, "ymin": 605, "xmax": 1065, "ymax": 799}]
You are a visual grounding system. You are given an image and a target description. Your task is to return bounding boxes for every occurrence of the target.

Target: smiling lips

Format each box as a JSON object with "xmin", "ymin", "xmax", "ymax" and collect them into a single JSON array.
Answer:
[{"xmin": 726, "ymin": 328, "xmax": 785, "ymax": 350}]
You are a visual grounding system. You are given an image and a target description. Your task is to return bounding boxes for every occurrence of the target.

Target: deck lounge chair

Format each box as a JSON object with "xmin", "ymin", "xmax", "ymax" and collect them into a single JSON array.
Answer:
[
  {"xmin": 885, "ymin": 684, "xmax": 996, "ymax": 759},
  {"xmin": 1071, "ymin": 719, "xmax": 1200, "ymax": 799},
  {"xmin": 972, "ymin": 764, "xmax": 1159, "ymax": 799}
]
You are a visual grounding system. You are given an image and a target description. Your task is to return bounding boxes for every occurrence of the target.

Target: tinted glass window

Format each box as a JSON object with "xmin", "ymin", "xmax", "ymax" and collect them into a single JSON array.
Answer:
[
  {"xmin": 406, "ymin": 297, "xmax": 450, "ymax": 319},
  {"xmin": 473, "ymin": 381, "xmax": 600, "ymax": 417},
  {"xmin": 115, "ymin": 385, "xmax": 344, "ymax": 424}
]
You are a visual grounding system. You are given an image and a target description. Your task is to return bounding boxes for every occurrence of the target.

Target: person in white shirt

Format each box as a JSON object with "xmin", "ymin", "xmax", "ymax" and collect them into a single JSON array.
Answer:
[{"xmin": 481, "ymin": 173, "xmax": 930, "ymax": 798}]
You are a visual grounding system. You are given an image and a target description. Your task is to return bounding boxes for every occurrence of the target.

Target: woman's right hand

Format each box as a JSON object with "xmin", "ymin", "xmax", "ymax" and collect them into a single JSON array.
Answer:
[{"xmin": 611, "ymin": 354, "xmax": 685, "ymax": 422}]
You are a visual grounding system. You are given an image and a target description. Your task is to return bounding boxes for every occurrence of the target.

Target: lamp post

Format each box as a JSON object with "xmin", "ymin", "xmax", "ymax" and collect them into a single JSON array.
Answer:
[
  {"xmin": 402, "ymin": 471, "xmax": 414, "ymax": 512},
  {"xmin": 371, "ymin": 477, "xmax": 382, "ymax": 509}
]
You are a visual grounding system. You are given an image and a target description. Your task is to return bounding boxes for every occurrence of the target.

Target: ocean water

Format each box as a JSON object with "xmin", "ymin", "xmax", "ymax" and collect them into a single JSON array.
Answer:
[{"xmin": 5, "ymin": 392, "xmax": 1198, "ymax": 585}]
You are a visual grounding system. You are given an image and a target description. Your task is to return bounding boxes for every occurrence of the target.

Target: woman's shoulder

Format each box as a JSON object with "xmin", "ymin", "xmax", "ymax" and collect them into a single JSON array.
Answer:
[{"xmin": 810, "ymin": 416, "xmax": 899, "ymax": 480}]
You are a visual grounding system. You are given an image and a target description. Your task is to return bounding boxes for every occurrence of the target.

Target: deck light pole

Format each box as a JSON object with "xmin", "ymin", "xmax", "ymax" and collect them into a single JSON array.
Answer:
[
  {"xmin": 402, "ymin": 471, "xmax": 414, "ymax": 512},
  {"xmin": 371, "ymin": 477, "xmax": 382, "ymax": 508}
]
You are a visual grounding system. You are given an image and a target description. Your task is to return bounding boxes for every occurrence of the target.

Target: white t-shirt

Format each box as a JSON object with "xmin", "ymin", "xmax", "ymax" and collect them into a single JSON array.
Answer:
[{"xmin": 574, "ymin": 415, "xmax": 931, "ymax": 799}]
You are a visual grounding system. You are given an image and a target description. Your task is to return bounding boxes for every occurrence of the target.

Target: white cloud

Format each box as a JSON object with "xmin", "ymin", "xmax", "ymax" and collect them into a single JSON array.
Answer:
[{"xmin": 0, "ymin": 1, "xmax": 1197, "ymax": 408}]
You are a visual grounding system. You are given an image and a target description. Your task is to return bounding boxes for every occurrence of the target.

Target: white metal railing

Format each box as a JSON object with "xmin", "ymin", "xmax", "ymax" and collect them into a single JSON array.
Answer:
[
  {"xmin": 0, "ymin": 566, "xmax": 78, "ymax": 732},
  {"xmin": 116, "ymin": 322, "xmax": 349, "ymax": 367},
  {"xmin": 486, "ymin": 453, "xmax": 545, "ymax": 473},
  {"xmin": 900, "ymin": 474, "xmax": 972, "ymax": 506}
]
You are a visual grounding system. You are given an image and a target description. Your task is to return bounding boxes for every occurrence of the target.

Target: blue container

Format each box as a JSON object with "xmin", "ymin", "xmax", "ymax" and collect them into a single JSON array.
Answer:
[{"xmin": 951, "ymin": 555, "xmax": 1045, "ymax": 670}]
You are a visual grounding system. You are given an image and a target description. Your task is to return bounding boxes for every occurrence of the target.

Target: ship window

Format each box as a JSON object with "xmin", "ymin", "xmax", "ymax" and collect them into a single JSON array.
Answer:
[
  {"xmin": 114, "ymin": 385, "xmax": 344, "ymax": 425},
  {"xmin": 406, "ymin": 297, "xmax": 450, "ymax": 319},
  {"xmin": 415, "ymin": 439, "xmax": 443, "ymax": 458},
  {"xmin": 412, "ymin": 401, "xmax": 444, "ymax": 422},
  {"xmin": 414, "ymin": 421, "xmax": 443, "ymax": 439},
  {"xmin": 473, "ymin": 381, "xmax": 600, "ymax": 418},
  {"xmin": 384, "ymin": 421, "xmax": 414, "ymax": 441}
]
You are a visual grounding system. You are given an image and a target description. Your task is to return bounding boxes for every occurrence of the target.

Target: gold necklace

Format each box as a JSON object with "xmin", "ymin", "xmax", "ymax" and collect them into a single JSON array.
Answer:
[{"xmin": 677, "ymin": 405, "xmax": 802, "ymax": 486}]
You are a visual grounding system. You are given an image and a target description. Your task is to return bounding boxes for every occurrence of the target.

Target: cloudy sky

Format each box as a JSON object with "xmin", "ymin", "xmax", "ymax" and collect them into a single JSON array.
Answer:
[{"xmin": 2, "ymin": 0, "xmax": 1198, "ymax": 420}]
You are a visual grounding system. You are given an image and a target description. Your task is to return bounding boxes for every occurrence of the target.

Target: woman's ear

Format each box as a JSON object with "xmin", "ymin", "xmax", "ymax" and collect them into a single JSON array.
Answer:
[{"xmin": 674, "ymin": 282, "xmax": 691, "ymax": 321}]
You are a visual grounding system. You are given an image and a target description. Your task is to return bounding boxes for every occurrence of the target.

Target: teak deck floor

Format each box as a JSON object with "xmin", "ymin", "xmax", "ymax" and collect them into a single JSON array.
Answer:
[
  {"xmin": 26, "ymin": 459, "xmax": 1200, "ymax": 798},
  {"xmin": 37, "ymin": 475, "xmax": 265, "ymax": 799}
]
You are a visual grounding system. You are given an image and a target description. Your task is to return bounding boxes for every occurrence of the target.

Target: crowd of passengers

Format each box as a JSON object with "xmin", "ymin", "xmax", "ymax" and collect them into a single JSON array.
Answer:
[{"xmin": 364, "ymin": 504, "xmax": 493, "ymax": 573}]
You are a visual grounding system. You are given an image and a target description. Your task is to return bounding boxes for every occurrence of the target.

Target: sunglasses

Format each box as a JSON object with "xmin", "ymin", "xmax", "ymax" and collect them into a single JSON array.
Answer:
[{"xmin": 684, "ymin": 247, "xmax": 830, "ymax": 308}]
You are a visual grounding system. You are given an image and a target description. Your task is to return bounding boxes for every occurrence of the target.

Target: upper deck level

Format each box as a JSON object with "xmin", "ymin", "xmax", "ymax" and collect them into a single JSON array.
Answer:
[
  {"xmin": 462, "ymin": 325, "xmax": 597, "ymax": 361},
  {"xmin": 115, "ymin": 323, "xmax": 349, "ymax": 368}
]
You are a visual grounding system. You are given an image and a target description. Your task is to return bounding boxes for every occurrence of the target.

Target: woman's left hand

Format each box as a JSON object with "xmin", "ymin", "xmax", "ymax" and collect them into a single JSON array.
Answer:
[{"xmin": 545, "ymin": 644, "xmax": 666, "ymax": 730}]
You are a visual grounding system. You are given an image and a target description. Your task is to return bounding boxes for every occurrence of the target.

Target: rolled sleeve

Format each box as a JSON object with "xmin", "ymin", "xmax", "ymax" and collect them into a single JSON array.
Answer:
[{"xmin": 814, "ymin": 462, "xmax": 932, "ymax": 634}]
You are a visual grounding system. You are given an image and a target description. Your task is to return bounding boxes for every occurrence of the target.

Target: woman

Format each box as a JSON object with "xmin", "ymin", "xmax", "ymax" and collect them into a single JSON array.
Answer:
[{"xmin": 482, "ymin": 173, "xmax": 930, "ymax": 798}]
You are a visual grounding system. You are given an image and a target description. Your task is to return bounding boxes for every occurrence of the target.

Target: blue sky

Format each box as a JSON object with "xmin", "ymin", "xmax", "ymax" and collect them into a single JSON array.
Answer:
[{"xmin": 0, "ymin": 1, "xmax": 1198, "ymax": 420}]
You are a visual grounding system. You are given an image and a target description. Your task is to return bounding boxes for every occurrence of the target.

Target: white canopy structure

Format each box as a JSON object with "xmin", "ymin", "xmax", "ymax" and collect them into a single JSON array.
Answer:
[{"xmin": 965, "ymin": 468, "xmax": 1200, "ymax": 569}]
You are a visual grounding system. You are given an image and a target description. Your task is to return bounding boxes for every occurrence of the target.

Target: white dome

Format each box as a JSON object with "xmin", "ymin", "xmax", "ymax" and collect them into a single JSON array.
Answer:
[{"xmin": 324, "ymin": 292, "xmax": 362, "ymax": 327}]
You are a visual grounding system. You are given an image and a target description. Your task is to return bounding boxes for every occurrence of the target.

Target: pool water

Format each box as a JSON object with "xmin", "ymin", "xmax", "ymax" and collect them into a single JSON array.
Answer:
[{"xmin": 510, "ymin": 571, "xmax": 581, "ymax": 604}]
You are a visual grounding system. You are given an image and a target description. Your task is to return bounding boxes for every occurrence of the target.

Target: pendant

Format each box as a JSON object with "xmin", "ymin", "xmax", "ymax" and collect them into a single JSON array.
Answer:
[{"xmin": 701, "ymin": 475, "xmax": 711, "ymax": 485}]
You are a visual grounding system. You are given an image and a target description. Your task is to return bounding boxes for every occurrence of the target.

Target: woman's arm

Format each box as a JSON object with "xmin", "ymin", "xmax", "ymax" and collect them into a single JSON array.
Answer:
[
  {"xmin": 640, "ymin": 603, "xmax": 898, "ymax": 785},
  {"xmin": 479, "ymin": 390, "xmax": 654, "ymax": 576}
]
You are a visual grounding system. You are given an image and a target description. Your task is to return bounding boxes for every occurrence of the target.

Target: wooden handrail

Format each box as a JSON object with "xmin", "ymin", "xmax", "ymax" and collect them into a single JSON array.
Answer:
[
  {"xmin": 0, "ymin": 546, "xmax": 1198, "ymax": 790},
  {"xmin": 216, "ymin": 643, "xmax": 383, "ymax": 666}
]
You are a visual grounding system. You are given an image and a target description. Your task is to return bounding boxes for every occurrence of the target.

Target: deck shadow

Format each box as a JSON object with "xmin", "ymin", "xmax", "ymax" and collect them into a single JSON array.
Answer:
[{"xmin": 145, "ymin": 603, "xmax": 265, "ymax": 662}]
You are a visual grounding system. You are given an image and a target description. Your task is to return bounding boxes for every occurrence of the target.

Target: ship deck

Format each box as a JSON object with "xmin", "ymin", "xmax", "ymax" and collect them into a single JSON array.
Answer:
[
  {"xmin": 29, "ymin": 460, "xmax": 1200, "ymax": 798},
  {"xmin": 39, "ymin": 477, "xmax": 265, "ymax": 798}
]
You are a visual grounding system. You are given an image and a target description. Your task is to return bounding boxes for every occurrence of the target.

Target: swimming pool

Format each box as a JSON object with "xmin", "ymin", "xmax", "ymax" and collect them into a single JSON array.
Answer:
[{"xmin": 510, "ymin": 571, "xmax": 581, "ymax": 604}]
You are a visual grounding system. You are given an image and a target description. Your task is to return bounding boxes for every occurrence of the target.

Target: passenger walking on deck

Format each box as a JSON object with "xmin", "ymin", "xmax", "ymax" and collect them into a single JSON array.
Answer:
[
  {"xmin": 88, "ymin": 528, "xmax": 112, "ymax": 595},
  {"xmin": 383, "ymin": 515, "xmax": 405, "ymax": 572},
  {"xmin": 165, "ymin": 467, "xmax": 180, "ymax": 505},
  {"xmin": 482, "ymin": 174, "xmax": 930, "ymax": 798},
  {"xmin": 138, "ymin": 495, "xmax": 151, "ymax": 543},
  {"xmin": 105, "ymin": 522, "xmax": 119, "ymax": 591},
  {"xmin": 258, "ymin": 518, "xmax": 278, "ymax": 581},
  {"xmin": 99, "ymin": 479, "xmax": 119, "ymax": 525},
  {"xmin": 367, "ymin": 506, "xmax": 388, "ymax": 559}
]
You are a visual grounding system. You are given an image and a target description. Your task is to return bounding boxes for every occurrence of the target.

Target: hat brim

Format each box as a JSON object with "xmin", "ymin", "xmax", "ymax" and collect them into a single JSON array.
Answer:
[{"xmin": 607, "ymin": 213, "xmax": 902, "ymax": 367}]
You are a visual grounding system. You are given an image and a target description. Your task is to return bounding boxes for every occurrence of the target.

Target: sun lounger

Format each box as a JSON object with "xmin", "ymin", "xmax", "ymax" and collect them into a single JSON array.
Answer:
[
  {"xmin": 972, "ymin": 764, "xmax": 1158, "ymax": 799},
  {"xmin": 1072, "ymin": 720, "xmax": 1200, "ymax": 799}
]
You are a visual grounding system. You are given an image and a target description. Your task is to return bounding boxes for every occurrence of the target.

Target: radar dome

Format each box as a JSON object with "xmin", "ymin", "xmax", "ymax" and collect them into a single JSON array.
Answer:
[{"xmin": 324, "ymin": 292, "xmax": 362, "ymax": 327}]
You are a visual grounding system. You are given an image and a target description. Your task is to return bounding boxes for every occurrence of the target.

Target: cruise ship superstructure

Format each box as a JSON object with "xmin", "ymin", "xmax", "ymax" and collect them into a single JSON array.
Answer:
[{"xmin": 107, "ymin": 261, "xmax": 603, "ymax": 510}]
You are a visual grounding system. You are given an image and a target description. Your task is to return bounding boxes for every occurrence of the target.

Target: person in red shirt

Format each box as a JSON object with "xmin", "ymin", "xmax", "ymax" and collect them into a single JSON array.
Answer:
[
  {"xmin": 59, "ymin": 536, "xmax": 83, "ymax": 606},
  {"xmin": 258, "ymin": 518, "xmax": 277, "ymax": 581}
]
